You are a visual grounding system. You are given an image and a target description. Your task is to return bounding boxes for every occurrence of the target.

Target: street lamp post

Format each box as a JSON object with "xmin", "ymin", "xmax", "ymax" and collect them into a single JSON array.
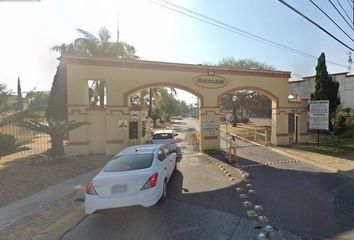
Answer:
[{"xmin": 232, "ymin": 95, "xmax": 237, "ymax": 127}]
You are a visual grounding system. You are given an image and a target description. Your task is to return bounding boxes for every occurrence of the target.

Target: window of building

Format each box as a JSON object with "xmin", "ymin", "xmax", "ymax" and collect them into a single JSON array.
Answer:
[{"xmin": 88, "ymin": 80, "xmax": 106, "ymax": 107}]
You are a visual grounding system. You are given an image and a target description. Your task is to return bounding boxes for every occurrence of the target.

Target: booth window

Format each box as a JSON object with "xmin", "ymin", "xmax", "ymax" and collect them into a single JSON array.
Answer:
[
  {"xmin": 129, "ymin": 122, "xmax": 138, "ymax": 139},
  {"xmin": 88, "ymin": 80, "xmax": 106, "ymax": 107}
]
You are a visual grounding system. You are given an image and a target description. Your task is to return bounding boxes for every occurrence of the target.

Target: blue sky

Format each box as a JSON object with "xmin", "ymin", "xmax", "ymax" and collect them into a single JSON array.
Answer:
[{"xmin": 0, "ymin": 0, "xmax": 353, "ymax": 104}]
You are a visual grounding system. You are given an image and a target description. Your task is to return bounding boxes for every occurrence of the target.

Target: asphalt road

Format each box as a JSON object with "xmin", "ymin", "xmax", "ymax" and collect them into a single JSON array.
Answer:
[
  {"xmin": 62, "ymin": 153, "xmax": 259, "ymax": 240},
  {"xmin": 61, "ymin": 118, "xmax": 354, "ymax": 240},
  {"xmin": 174, "ymin": 118, "xmax": 354, "ymax": 239}
]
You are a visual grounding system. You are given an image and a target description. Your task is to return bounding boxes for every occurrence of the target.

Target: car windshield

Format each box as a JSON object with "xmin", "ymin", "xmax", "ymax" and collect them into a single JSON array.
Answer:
[
  {"xmin": 152, "ymin": 133, "xmax": 173, "ymax": 140},
  {"xmin": 103, "ymin": 154, "xmax": 154, "ymax": 172}
]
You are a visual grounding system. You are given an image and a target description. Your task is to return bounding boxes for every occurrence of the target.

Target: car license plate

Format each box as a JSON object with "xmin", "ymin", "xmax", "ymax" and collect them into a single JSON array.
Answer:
[{"xmin": 111, "ymin": 184, "xmax": 127, "ymax": 194}]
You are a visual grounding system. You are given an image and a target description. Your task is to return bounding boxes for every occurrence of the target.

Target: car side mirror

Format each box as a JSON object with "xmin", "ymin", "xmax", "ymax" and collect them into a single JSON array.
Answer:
[{"xmin": 157, "ymin": 153, "xmax": 164, "ymax": 161}]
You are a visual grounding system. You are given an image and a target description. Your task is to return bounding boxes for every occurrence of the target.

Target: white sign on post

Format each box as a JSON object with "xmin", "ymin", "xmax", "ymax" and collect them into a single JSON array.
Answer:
[{"xmin": 309, "ymin": 100, "xmax": 329, "ymax": 130}]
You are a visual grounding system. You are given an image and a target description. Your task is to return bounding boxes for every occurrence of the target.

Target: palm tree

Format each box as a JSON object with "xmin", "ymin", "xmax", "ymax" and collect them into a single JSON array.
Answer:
[
  {"xmin": 52, "ymin": 27, "xmax": 139, "ymax": 60},
  {"xmin": 17, "ymin": 120, "xmax": 88, "ymax": 158},
  {"xmin": 52, "ymin": 27, "xmax": 140, "ymax": 112}
]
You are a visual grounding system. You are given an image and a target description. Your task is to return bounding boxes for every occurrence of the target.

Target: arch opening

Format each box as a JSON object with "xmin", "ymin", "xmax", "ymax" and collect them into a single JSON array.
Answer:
[
  {"xmin": 218, "ymin": 87, "xmax": 277, "ymax": 146},
  {"xmin": 123, "ymin": 83, "xmax": 202, "ymax": 154}
]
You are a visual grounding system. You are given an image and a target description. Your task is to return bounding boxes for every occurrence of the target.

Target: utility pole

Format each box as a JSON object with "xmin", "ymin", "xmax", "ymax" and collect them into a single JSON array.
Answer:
[
  {"xmin": 117, "ymin": 14, "xmax": 120, "ymax": 43},
  {"xmin": 348, "ymin": 52, "xmax": 353, "ymax": 72},
  {"xmin": 117, "ymin": 13, "xmax": 120, "ymax": 59}
]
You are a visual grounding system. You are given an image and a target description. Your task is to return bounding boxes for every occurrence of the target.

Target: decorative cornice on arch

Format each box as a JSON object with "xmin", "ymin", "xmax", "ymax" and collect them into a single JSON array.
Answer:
[
  {"xmin": 60, "ymin": 55, "xmax": 291, "ymax": 79},
  {"xmin": 123, "ymin": 82, "xmax": 204, "ymax": 107},
  {"xmin": 217, "ymin": 86, "xmax": 279, "ymax": 107}
]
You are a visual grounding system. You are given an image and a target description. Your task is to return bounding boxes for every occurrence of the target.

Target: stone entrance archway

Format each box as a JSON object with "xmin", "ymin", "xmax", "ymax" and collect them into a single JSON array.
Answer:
[{"xmin": 62, "ymin": 56, "xmax": 309, "ymax": 155}]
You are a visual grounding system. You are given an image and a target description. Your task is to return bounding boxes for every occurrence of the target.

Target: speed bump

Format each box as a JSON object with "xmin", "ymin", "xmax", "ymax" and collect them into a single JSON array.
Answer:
[{"xmin": 247, "ymin": 210, "xmax": 258, "ymax": 217}]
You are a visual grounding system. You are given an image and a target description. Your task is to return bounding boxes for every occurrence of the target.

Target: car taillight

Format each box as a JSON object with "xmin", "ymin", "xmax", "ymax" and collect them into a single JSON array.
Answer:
[
  {"xmin": 171, "ymin": 139, "xmax": 176, "ymax": 144},
  {"xmin": 86, "ymin": 181, "xmax": 97, "ymax": 195},
  {"xmin": 141, "ymin": 173, "xmax": 158, "ymax": 190}
]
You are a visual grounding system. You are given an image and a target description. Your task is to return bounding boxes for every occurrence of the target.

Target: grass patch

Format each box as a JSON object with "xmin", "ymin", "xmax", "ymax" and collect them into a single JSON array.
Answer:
[{"xmin": 292, "ymin": 134, "xmax": 354, "ymax": 159}]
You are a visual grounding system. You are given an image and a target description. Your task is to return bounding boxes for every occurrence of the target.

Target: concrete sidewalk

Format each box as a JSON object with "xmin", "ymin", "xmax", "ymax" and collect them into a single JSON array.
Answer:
[
  {"xmin": 221, "ymin": 127, "xmax": 354, "ymax": 178},
  {"xmin": 0, "ymin": 168, "xmax": 100, "ymax": 231}
]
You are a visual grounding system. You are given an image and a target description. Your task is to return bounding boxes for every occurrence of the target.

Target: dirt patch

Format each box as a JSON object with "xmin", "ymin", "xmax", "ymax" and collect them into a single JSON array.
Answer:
[
  {"xmin": 0, "ymin": 190, "xmax": 85, "ymax": 240},
  {"xmin": 0, "ymin": 153, "xmax": 111, "ymax": 207}
]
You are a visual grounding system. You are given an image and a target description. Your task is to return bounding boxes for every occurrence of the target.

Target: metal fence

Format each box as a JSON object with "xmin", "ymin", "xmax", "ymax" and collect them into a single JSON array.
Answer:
[{"xmin": 0, "ymin": 122, "xmax": 50, "ymax": 160}]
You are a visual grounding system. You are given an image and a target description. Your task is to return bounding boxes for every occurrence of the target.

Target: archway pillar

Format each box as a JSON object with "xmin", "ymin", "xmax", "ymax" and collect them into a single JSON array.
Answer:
[
  {"xmin": 105, "ymin": 106, "xmax": 130, "ymax": 155},
  {"xmin": 65, "ymin": 105, "xmax": 90, "ymax": 155},
  {"xmin": 296, "ymin": 110, "xmax": 309, "ymax": 143},
  {"xmin": 271, "ymin": 108, "xmax": 290, "ymax": 145},
  {"xmin": 199, "ymin": 107, "xmax": 221, "ymax": 151}
]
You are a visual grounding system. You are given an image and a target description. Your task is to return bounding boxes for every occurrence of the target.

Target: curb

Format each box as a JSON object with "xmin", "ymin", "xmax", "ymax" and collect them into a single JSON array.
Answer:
[
  {"xmin": 33, "ymin": 204, "xmax": 86, "ymax": 240},
  {"xmin": 220, "ymin": 129, "xmax": 348, "ymax": 175}
]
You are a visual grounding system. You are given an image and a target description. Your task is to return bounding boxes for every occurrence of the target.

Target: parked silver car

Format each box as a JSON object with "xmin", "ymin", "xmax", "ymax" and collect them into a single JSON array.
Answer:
[{"xmin": 151, "ymin": 130, "xmax": 178, "ymax": 152}]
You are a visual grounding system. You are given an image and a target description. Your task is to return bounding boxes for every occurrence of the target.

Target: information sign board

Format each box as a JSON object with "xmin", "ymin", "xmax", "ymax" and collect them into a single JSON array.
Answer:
[{"xmin": 309, "ymin": 100, "xmax": 329, "ymax": 130}]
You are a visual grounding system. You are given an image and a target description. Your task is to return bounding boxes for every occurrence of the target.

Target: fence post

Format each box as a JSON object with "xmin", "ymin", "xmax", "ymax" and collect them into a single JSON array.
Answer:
[
  {"xmin": 265, "ymin": 129, "xmax": 268, "ymax": 145},
  {"xmin": 254, "ymin": 129, "xmax": 257, "ymax": 142}
]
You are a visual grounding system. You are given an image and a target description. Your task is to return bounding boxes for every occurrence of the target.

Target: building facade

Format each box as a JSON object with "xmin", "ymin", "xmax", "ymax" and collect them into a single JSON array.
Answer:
[{"xmin": 289, "ymin": 72, "xmax": 354, "ymax": 108}]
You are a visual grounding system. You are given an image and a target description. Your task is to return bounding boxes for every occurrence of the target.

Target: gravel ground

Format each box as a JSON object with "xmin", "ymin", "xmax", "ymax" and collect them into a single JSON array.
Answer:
[
  {"xmin": 0, "ymin": 154, "xmax": 111, "ymax": 207},
  {"xmin": 0, "ymin": 190, "xmax": 84, "ymax": 240}
]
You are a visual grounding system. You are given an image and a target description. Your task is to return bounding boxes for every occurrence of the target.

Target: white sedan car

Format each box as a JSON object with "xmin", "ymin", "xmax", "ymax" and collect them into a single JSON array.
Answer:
[
  {"xmin": 151, "ymin": 130, "xmax": 178, "ymax": 152},
  {"xmin": 85, "ymin": 144, "xmax": 177, "ymax": 214}
]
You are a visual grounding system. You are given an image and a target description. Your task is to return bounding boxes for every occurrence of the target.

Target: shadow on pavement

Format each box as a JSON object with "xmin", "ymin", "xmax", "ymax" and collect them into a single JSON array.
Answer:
[
  {"xmin": 205, "ymin": 150, "xmax": 354, "ymax": 240},
  {"xmin": 62, "ymin": 152, "xmax": 354, "ymax": 240}
]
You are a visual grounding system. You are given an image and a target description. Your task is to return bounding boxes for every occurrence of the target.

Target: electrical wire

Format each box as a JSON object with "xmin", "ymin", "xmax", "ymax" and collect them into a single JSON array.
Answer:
[
  {"xmin": 308, "ymin": 0, "xmax": 354, "ymax": 42},
  {"xmin": 278, "ymin": 0, "xmax": 354, "ymax": 51},
  {"xmin": 336, "ymin": 0, "xmax": 353, "ymax": 23},
  {"xmin": 328, "ymin": 0, "xmax": 354, "ymax": 32},
  {"xmin": 151, "ymin": 0, "xmax": 348, "ymax": 68},
  {"xmin": 346, "ymin": 0, "xmax": 353, "ymax": 9}
]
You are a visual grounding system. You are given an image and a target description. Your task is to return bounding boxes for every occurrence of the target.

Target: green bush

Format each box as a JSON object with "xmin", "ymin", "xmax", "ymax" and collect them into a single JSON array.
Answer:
[
  {"xmin": 342, "ymin": 124, "xmax": 354, "ymax": 138},
  {"xmin": 334, "ymin": 115, "xmax": 346, "ymax": 136},
  {"xmin": 0, "ymin": 133, "xmax": 28, "ymax": 157}
]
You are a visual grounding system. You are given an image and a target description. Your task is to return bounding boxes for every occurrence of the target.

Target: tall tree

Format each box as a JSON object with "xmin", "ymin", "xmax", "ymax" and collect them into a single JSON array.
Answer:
[
  {"xmin": 310, "ymin": 52, "xmax": 340, "ymax": 141},
  {"xmin": 26, "ymin": 90, "xmax": 50, "ymax": 112},
  {"xmin": 16, "ymin": 77, "xmax": 23, "ymax": 111},
  {"xmin": 0, "ymin": 84, "xmax": 9, "ymax": 112},
  {"xmin": 218, "ymin": 58, "xmax": 274, "ymax": 125},
  {"xmin": 218, "ymin": 57, "xmax": 276, "ymax": 70},
  {"xmin": 147, "ymin": 88, "xmax": 176, "ymax": 118},
  {"xmin": 46, "ymin": 64, "xmax": 67, "ymax": 121}
]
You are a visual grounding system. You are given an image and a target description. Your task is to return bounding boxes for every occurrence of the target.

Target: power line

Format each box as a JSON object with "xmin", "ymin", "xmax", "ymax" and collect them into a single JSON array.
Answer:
[
  {"xmin": 151, "ymin": 0, "xmax": 348, "ymax": 67},
  {"xmin": 308, "ymin": 0, "xmax": 354, "ymax": 42},
  {"xmin": 328, "ymin": 0, "xmax": 354, "ymax": 32},
  {"xmin": 152, "ymin": 1, "xmax": 314, "ymax": 58},
  {"xmin": 346, "ymin": 0, "xmax": 353, "ymax": 9},
  {"xmin": 278, "ymin": 0, "xmax": 354, "ymax": 51},
  {"xmin": 336, "ymin": 0, "xmax": 352, "ymax": 23}
]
